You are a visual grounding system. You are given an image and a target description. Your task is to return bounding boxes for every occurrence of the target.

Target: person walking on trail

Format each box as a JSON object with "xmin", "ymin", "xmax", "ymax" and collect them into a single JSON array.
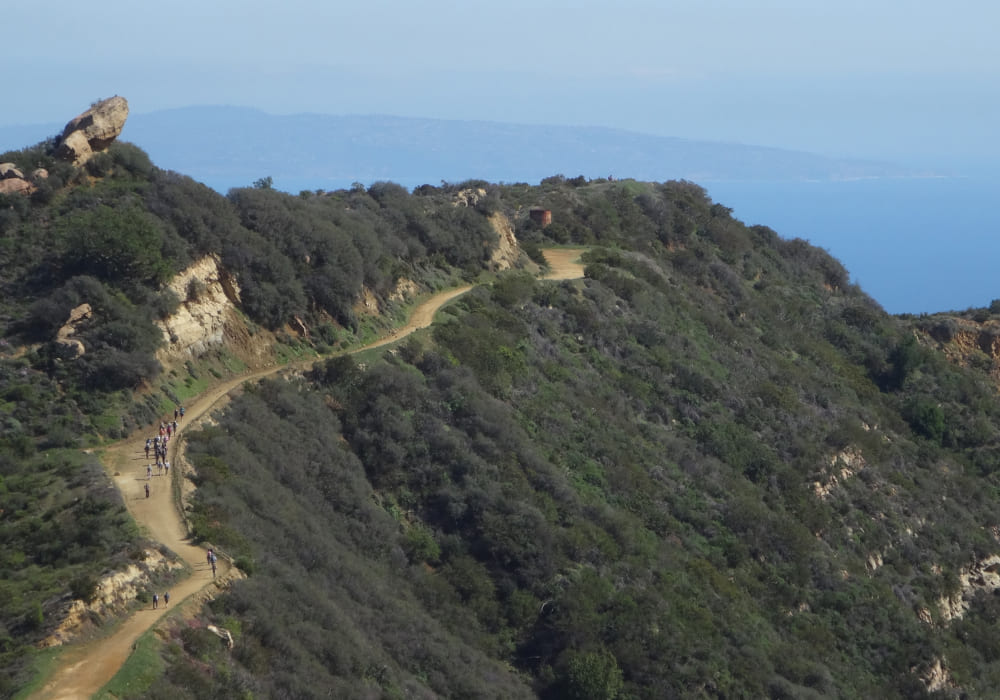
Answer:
[
  {"xmin": 152, "ymin": 593, "xmax": 159, "ymax": 609},
  {"xmin": 144, "ymin": 483, "xmax": 150, "ymax": 498},
  {"xmin": 164, "ymin": 591, "xmax": 170, "ymax": 606},
  {"xmin": 164, "ymin": 461, "xmax": 170, "ymax": 476},
  {"xmin": 144, "ymin": 439, "xmax": 150, "ymax": 459},
  {"xmin": 146, "ymin": 464, "xmax": 152, "ymax": 480}
]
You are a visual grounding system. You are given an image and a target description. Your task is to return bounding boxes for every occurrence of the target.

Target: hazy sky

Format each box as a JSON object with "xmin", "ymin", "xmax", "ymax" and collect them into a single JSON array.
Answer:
[{"xmin": 6, "ymin": 1, "xmax": 999, "ymax": 162}]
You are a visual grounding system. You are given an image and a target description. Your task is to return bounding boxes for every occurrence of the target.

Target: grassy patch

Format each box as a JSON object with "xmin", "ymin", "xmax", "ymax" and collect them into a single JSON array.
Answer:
[
  {"xmin": 93, "ymin": 627, "xmax": 166, "ymax": 699},
  {"xmin": 91, "ymin": 410, "xmax": 124, "ymax": 439},
  {"xmin": 11, "ymin": 646, "xmax": 63, "ymax": 700}
]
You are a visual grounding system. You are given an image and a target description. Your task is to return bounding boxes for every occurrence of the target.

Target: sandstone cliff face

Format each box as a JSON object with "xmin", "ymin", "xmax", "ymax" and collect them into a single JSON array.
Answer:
[
  {"xmin": 155, "ymin": 256, "xmax": 242, "ymax": 362},
  {"xmin": 42, "ymin": 548, "xmax": 182, "ymax": 647},
  {"xmin": 920, "ymin": 316, "xmax": 1000, "ymax": 387},
  {"xmin": 56, "ymin": 96, "xmax": 129, "ymax": 166},
  {"xmin": 488, "ymin": 212, "xmax": 520, "ymax": 271}
]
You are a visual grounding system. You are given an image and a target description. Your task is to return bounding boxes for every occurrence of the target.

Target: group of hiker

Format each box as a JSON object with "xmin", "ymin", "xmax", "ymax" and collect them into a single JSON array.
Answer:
[
  {"xmin": 141, "ymin": 407, "xmax": 183, "ymax": 498},
  {"xmin": 139, "ymin": 405, "xmax": 219, "ymax": 610}
]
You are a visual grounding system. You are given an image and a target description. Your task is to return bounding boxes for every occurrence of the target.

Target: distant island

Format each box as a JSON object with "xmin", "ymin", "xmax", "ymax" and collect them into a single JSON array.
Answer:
[{"xmin": 1, "ymin": 106, "xmax": 934, "ymax": 193}]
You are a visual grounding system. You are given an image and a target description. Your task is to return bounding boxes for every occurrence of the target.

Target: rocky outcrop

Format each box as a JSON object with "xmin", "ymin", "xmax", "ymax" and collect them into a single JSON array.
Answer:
[
  {"xmin": 55, "ymin": 303, "xmax": 92, "ymax": 357},
  {"xmin": 919, "ymin": 316, "xmax": 1000, "ymax": 388},
  {"xmin": 453, "ymin": 187, "xmax": 486, "ymax": 208},
  {"xmin": 355, "ymin": 286, "xmax": 379, "ymax": 316},
  {"xmin": 451, "ymin": 187, "xmax": 521, "ymax": 270},
  {"xmin": 488, "ymin": 212, "xmax": 520, "ymax": 271},
  {"xmin": 207, "ymin": 624, "xmax": 235, "ymax": 649},
  {"xmin": 937, "ymin": 554, "xmax": 1000, "ymax": 622},
  {"xmin": 56, "ymin": 96, "xmax": 129, "ymax": 166},
  {"xmin": 917, "ymin": 657, "xmax": 953, "ymax": 694},
  {"xmin": 389, "ymin": 278, "xmax": 419, "ymax": 304},
  {"xmin": 41, "ymin": 548, "xmax": 183, "ymax": 647},
  {"xmin": 0, "ymin": 161, "xmax": 36, "ymax": 195},
  {"xmin": 155, "ymin": 256, "xmax": 242, "ymax": 362},
  {"xmin": 0, "ymin": 178, "xmax": 33, "ymax": 195},
  {"xmin": 0, "ymin": 163, "xmax": 24, "ymax": 179},
  {"xmin": 813, "ymin": 446, "xmax": 866, "ymax": 499}
]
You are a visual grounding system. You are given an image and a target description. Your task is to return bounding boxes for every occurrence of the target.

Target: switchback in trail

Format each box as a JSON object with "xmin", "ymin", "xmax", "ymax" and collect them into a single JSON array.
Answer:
[{"xmin": 27, "ymin": 249, "xmax": 586, "ymax": 700}]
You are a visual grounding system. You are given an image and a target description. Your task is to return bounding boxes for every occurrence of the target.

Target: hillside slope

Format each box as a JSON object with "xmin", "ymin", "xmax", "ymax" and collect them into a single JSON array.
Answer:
[{"xmin": 3, "ymin": 132, "xmax": 1000, "ymax": 698}]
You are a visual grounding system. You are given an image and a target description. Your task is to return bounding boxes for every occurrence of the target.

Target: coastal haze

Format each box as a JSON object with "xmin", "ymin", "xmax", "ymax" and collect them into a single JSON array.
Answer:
[
  {"xmin": 6, "ymin": 1, "xmax": 998, "ymax": 315},
  {"xmin": 4, "ymin": 1, "xmax": 998, "ymax": 164}
]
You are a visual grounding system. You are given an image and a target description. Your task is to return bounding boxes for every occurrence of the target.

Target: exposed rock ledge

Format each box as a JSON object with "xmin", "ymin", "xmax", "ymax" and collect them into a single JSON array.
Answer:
[
  {"xmin": 55, "ymin": 303, "xmax": 92, "ymax": 357},
  {"xmin": 813, "ymin": 446, "xmax": 866, "ymax": 500},
  {"xmin": 41, "ymin": 548, "xmax": 182, "ymax": 647},
  {"xmin": 937, "ymin": 554, "xmax": 1000, "ymax": 622},
  {"xmin": 488, "ymin": 212, "xmax": 519, "ymax": 271},
  {"xmin": 155, "ymin": 256, "xmax": 242, "ymax": 362}
]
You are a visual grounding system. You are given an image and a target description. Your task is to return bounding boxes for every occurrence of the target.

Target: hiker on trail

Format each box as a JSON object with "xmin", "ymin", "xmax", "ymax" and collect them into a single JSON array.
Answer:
[
  {"xmin": 144, "ymin": 439, "xmax": 150, "ymax": 459},
  {"xmin": 172, "ymin": 420, "xmax": 178, "ymax": 433},
  {"xmin": 153, "ymin": 593, "xmax": 158, "ymax": 609},
  {"xmin": 180, "ymin": 406, "xmax": 185, "ymax": 419},
  {"xmin": 147, "ymin": 464, "xmax": 152, "ymax": 480},
  {"xmin": 144, "ymin": 483, "xmax": 150, "ymax": 498},
  {"xmin": 174, "ymin": 407, "xmax": 179, "ymax": 420},
  {"xmin": 164, "ymin": 461, "xmax": 170, "ymax": 475},
  {"xmin": 164, "ymin": 591, "xmax": 170, "ymax": 606}
]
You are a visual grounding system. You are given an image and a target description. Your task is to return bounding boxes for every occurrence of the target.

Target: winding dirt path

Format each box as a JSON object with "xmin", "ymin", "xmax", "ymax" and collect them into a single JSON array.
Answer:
[{"xmin": 27, "ymin": 249, "xmax": 585, "ymax": 699}]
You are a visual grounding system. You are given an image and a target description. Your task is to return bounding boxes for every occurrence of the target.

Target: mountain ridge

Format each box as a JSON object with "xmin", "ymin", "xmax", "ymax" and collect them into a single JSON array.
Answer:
[
  {"xmin": 0, "ymin": 106, "xmax": 931, "ymax": 194},
  {"xmin": 4, "ymin": 117, "xmax": 1000, "ymax": 697}
]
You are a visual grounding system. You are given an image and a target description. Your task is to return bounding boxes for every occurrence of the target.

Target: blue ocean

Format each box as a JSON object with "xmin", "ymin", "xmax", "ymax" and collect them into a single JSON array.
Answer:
[{"xmin": 705, "ymin": 176, "xmax": 1000, "ymax": 315}]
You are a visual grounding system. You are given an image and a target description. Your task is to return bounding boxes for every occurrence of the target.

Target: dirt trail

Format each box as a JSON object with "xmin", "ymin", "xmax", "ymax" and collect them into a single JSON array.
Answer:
[{"xmin": 27, "ymin": 249, "xmax": 585, "ymax": 699}]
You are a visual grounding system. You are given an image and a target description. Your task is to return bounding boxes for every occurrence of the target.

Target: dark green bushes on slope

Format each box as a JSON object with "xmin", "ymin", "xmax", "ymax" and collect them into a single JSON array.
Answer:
[
  {"xmin": 9, "ymin": 145, "xmax": 1000, "ymax": 697},
  {"xmin": 165, "ymin": 174, "xmax": 1000, "ymax": 696},
  {"xmin": 0, "ymin": 138, "xmax": 522, "ymax": 693}
]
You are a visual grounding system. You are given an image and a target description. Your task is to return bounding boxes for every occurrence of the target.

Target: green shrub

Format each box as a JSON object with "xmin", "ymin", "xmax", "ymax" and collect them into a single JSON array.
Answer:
[{"xmin": 557, "ymin": 648, "xmax": 624, "ymax": 700}]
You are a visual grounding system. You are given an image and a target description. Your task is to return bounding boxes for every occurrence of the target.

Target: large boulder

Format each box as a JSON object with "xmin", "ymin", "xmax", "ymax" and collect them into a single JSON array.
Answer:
[
  {"xmin": 0, "ymin": 162, "xmax": 33, "ymax": 195},
  {"xmin": 0, "ymin": 162, "xmax": 24, "ymax": 179},
  {"xmin": 0, "ymin": 178, "xmax": 33, "ymax": 195},
  {"xmin": 56, "ymin": 131, "xmax": 93, "ymax": 166},
  {"xmin": 56, "ymin": 96, "xmax": 129, "ymax": 165}
]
